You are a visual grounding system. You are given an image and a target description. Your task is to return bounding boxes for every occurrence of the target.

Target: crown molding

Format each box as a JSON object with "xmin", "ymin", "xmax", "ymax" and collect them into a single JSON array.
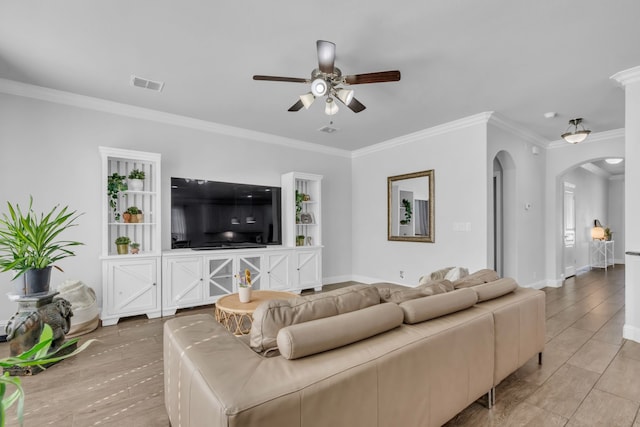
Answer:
[
  {"xmin": 351, "ymin": 111, "xmax": 493, "ymax": 158},
  {"xmin": 487, "ymin": 113, "xmax": 549, "ymax": 148},
  {"xmin": 611, "ymin": 65, "xmax": 640, "ymax": 87},
  {"xmin": 547, "ymin": 128, "xmax": 625, "ymax": 149},
  {"xmin": 0, "ymin": 78, "xmax": 351, "ymax": 158}
]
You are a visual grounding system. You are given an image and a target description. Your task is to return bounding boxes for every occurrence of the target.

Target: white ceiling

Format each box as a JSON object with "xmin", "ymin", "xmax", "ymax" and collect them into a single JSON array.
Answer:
[{"xmin": 1, "ymin": 1, "xmax": 639, "ymax": 152}]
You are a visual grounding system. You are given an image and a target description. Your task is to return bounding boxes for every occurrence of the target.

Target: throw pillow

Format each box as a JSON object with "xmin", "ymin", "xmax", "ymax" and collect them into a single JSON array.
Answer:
[{"xmin": 444, "ymin": 267, "xmax": 469, "ymax": 282}]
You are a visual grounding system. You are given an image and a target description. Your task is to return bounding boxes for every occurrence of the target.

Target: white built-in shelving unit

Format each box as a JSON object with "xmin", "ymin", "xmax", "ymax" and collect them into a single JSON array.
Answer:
[{"xmin": 99, "ymin": 147, "xmax": 162, "ymax": 326}]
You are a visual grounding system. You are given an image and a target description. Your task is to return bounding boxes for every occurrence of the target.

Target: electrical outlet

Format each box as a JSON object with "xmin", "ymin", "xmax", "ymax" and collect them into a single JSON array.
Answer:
[{"xmin": 400, "ymin": 270, "xmax": 405, "ymax": 279}]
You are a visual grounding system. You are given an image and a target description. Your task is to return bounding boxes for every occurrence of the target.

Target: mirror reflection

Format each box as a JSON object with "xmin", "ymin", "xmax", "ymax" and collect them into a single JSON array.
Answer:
[{"xmin": 388, "ymin": 170, "xmax": 434, "ymax": 242}]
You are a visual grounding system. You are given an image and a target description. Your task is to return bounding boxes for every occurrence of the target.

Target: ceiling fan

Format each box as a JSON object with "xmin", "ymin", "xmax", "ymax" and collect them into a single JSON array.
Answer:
[{"xmin": 253, "ymin": 40, "xmax": 401, "ymax": 115}]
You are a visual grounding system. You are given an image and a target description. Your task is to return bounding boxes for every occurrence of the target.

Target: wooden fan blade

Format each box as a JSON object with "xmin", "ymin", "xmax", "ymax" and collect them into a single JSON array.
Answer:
[
  {"xmin": 334, "ymin": 93, "xmax": 366, "ymax": 113},
  {"xmin": 344, "ymin": 70, "xmax": 401, "ymax": 85},
  {"xmin": 347, "ymin": 97, "xmax": 366, "ymax": 113},
  {"xmin": 317, "ymin": 40, "xmax": 336, "ymax": 74},
  {"xmin": 288, "ymin": 99, "xmax": 304, "ymax": 112},
  {"xmin": 253, "ymin": 75, "xmax": 309, "ymax": 83}
]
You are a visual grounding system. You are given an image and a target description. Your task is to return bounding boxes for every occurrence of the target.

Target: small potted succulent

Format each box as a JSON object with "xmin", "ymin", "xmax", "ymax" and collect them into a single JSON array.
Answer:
[
  {"xmin": 128, "ymin": 169, "xmax": 145, "ymax": 191},
  {"xmin": 115, "ymin": 236, "xmax": 130, "ymax": 255},
  {"xmin": 130, "ymin": 242, "xmax": 140, "ymax": 255}
]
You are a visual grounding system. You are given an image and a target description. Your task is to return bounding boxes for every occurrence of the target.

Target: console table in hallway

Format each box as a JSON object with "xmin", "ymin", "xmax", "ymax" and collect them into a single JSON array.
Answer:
[{"xmin": 590, "ymin": 240, "xmax": 615, "ymax": 271}]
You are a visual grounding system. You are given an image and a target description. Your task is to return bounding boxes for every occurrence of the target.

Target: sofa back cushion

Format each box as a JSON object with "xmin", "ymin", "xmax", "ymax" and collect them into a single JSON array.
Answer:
[
  {"xmin": 376, "ymin": 279, "xmax": 453, "ymax": 304},
  {"xmin": 452, "ymin": 269, "xmax": 500, "ymax": 289},
  {"xmin": 277, "ymin": 303, "xmax": 404, "ymax": 360},
  {"xmin": 399, "ymin": 288, "xmax": 478, "ymax": 324},
  {"xmin": 250, "ymin": 284, "xmax": 380, "ymax": 353},
  {"xmin": 473, "ymin": 278, "xmax": 518, "ymax": 302}
]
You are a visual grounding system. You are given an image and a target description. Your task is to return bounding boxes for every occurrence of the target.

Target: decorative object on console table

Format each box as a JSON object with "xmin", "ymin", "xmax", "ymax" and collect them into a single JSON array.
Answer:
[
  {"xmin": 0, "ymin": 197, "xmax": 83, "ymax": 296},
  {"xmin": 127, "ymin": 169, "xmax": 145, "ymax": 191},
  {"xmin": 296, "ymin": 235, "xmax": 305, "ymax": 246},
  {"xmin": 130, "ymin": 242, "xmax": 140, "ymax": 255}
]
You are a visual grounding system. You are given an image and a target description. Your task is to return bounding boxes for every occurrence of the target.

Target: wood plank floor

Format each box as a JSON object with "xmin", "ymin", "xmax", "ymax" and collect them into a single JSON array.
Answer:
[{"xmin": 1, "ymin": 266, "xmax": 638, "ymax": 426}]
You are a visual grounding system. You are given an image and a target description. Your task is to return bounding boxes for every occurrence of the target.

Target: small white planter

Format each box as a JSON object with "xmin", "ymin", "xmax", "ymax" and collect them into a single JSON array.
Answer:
[
  {"xmin": 238, "ymin": 287, "xmax": 252, "ymax": 303},
  {"xmin": 128, "ymin": 178, "xmax": 144, "ymax": 191}
]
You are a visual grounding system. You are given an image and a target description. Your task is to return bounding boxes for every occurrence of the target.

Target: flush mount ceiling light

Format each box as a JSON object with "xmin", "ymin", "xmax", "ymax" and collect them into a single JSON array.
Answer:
[
  {"xmin": 605, "ymin": 158, "xmax": 624, "ymax": 164},
  {"xmin": 561, "ymin": 118, "xmax": 591, "ymax": 144}
]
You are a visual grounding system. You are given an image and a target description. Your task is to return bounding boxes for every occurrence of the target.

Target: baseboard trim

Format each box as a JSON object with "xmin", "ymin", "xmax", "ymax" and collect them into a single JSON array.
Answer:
[
  {"xmin": 545, "ymin": 278, "xmax": 564, "ymax": 288},
  {"xmin": 522, "ymin": 280, "xmax": 547, "ymax": 290},
  {"xmin": 623, "ymin": 324, "xmax": 640, "ymax": 344},
  {"xmin": 322, "ymin": 275, "xmax": 356, "ymax": 285}
]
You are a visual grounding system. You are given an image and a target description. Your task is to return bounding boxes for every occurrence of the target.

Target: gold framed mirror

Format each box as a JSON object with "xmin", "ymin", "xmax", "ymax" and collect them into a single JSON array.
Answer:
[{"xmin": 388, "ymin": 170, "xmax": 434, "ymax": 242}]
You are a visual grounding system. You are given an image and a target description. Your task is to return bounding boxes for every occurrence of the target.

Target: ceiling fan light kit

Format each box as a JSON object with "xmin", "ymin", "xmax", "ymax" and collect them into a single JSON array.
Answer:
[
  {"xmin": 561, "ymin": 118, "xmax": 591, "ymax": 144},
  {"xmin": 299, "ymin": 92, "xmax": 316, "ymax": 109},
  {"xmin": 325, "ymin": 98, "xmax": 339, "ymax": 115},
  {"xmin": 253, "ymin": 40, "xmax": 401, "ymax": 116}
]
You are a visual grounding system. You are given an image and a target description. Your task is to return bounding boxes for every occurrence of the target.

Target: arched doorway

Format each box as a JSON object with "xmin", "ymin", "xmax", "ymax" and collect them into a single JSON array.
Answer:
[{"xmin": 493, "ymin": 150, "xmax": 516, "ymax": 278}]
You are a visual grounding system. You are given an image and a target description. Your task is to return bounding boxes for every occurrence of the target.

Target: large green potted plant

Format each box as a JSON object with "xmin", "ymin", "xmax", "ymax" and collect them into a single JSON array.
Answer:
[{"xmin": 0, "ymin": 198, "xmax": 83, "ymax": 296}]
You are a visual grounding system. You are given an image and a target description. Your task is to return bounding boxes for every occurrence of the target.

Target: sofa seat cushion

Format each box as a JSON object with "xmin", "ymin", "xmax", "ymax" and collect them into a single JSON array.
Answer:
[
  {"xmin": 399, "ymin": 288, "xmax": 478, "ymax": 324},
  {"xmin": 473, "ymin": 278, "xmax": 518, "ymax": 302},
  {"xmin": 250, "ymin": 284, "xmax": 380, "ymax": 353},
  {"xmin": 277, "ymin": 303, "xmax": 404, "ymax": 360},
  {"xmin": 452, "ymin": 269, "xmax": 500, "ymax": 289}
]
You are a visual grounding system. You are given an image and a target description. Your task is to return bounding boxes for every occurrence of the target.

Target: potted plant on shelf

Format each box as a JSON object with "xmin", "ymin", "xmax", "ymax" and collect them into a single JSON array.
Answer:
[
  {"xmin": 0, "ymin": 197, "xmax": 83, "ymax": 296},
  {"xmin": 107, "ymin": 173, "xmax": 127, "ymax": 222},
  {"xmin": 114, "ymin": 236, "xmax": 130, "ymax": 255},
  {"xmin": 128, "ymin": 169, "xmax": 145, "ymax": 192},
  {"xmin": 130, "ymin": 242, "xmax": 140, "ymax": 255},
  {"xmin": 124, "ymin": 206, "xmax": 142, "ymax": 223},
  {"xmin": 295, "ymin": 190, "xmax": 304, "ymax": 223},
  {"xmin": 236, "ymin": 269, "xmax": 252, "ymax": 303}
]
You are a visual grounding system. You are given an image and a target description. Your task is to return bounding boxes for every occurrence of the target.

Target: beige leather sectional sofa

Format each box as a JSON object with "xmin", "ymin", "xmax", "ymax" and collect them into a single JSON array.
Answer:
[{"xmin": 164, "ymin": 270, "xmax": 545, "ymax": 427}]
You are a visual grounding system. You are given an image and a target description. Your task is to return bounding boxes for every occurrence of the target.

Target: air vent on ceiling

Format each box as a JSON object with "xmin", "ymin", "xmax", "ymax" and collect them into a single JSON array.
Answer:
[
  {"xmin": 318, "ymin": 125, "xmax": 339, "ymax": 134},
  {"xmin": 130, "ymin": 75, "xmax": 165, "ymax": 92}
]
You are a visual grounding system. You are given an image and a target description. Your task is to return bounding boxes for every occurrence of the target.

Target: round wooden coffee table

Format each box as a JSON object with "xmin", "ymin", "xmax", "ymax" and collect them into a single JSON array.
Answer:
[{"xmin": 214, "ymin": 290, "xmax": 297, "ymax": 335}]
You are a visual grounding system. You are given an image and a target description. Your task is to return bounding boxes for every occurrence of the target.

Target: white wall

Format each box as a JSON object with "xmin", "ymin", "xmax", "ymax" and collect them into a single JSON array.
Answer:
[
  {"xmin": 0, "ymin": 93, "xmax": 353, "ymax": 321},
  {"xmin": 616, "ymin": 67, "xmax": 640, "ymax": 343},
  {"xmin": 487, "ymin": 123, "xmax": 546, "ymax": 287},
  {"xmin": 560, "ymin": 167, "xmax": 609, "ymax": 271},
  {"xmin": 351, "ymin": 120, "xmax": 488, "ymax": 286},
  {"xmin": 608, "ymin": 177, "xmax": 625, "ymax": 262},
  {"xmin": 544, "ymin": 132, "xmax": 625, "ymax": 285}
]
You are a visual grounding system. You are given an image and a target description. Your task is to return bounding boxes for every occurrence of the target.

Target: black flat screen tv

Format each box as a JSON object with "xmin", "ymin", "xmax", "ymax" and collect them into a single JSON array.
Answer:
[{"xmin": 170, "ymin": 177, "xmax": 282, "ymax": 249}]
